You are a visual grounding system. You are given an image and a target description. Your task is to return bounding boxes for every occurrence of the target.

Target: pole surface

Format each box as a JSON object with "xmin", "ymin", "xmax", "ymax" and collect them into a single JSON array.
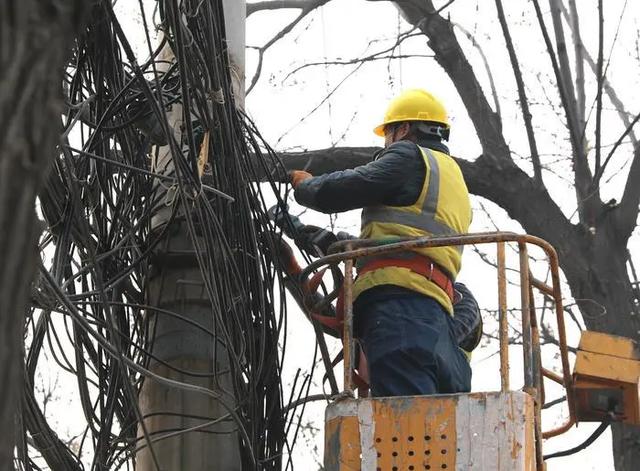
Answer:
[{"xmin": 137, "ymin": 2, "xmax": 246, "ymax": 469}]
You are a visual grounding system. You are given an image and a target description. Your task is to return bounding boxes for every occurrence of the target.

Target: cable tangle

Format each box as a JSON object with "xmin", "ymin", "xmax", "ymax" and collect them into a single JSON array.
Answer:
[{"xmin": 20, "ymin": 1, "xmax": 307, "ymax": 469}]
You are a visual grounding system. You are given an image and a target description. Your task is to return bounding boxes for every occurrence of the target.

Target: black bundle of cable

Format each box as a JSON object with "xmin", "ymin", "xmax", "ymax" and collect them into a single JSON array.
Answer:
[{"xmin": 21, "ymin": 1, "xmax": 305, "ymax": 469}]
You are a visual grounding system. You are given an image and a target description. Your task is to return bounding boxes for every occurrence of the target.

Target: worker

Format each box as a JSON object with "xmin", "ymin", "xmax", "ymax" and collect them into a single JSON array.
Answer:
[
  {"xmin": 289, "ymin": 89, "xmax": 473, "ymax": 397},
  {"xmin": 278, "ymin": 212, "xmax": 482, "ymax": 357}
]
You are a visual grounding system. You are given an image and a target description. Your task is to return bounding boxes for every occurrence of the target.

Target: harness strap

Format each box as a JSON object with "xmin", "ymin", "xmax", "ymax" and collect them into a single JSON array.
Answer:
[{"xmin": 358, "ymin": 254, "xmax": 455, "ymax": 303}]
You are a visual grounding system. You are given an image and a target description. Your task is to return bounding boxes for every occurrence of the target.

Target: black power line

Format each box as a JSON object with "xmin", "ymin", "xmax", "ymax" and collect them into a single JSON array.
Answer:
[
  {"xmin": 22, "ymin": 1, "xmax": 310, "ymax": 470},
  {"xmin": 543, "ymin": 413, "xmax": 614, "ymax": 461}
]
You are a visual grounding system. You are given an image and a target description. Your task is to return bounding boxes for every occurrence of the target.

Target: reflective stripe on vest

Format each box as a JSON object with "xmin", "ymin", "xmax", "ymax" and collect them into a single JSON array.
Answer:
[{"xmin": 361, "ymin": 146, "xmax": 462, "ymax": 253}]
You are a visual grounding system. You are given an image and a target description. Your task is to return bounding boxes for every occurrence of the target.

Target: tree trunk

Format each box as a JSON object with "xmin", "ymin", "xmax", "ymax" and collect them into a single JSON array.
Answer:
[
  {"xmin": 611, "ymin": 422, "xmax": 640, "ymax": 471},
  {"xmin": 136, "ymin": 2, "xmax": 247, "ymax": 470},
  {"xmin": 0, "ymin": 1, "xmax": 85, "ymax": 468}
]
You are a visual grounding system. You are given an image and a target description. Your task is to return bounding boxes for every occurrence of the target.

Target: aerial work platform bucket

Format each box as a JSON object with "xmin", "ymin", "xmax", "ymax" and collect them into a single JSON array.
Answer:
[
  {"xmin": 299, "ymin": 233, "xmax": 569, "ymax": 470},
  {"xmin": 325, "ymin": 392, "xmax": 535, "ymax": 471},
  {"xmin": 298, "ymin": 232, "xmax": 639, "ymax": 470}
]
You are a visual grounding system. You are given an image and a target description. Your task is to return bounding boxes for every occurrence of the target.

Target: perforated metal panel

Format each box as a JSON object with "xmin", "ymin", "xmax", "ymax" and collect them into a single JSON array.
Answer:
[
  {"xmin": 371, "ymin": 397, "xmax": 456, "ymax": 470},
  {"xmin": 373, "ymin": 432, "xmax": 455, "ymax": 470}
]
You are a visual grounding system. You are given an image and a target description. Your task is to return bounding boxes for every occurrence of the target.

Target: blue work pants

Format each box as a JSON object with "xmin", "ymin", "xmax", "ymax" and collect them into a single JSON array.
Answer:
[{"xmin": 354, "ymin": 290, "xmax": 471, "ymax": 397}]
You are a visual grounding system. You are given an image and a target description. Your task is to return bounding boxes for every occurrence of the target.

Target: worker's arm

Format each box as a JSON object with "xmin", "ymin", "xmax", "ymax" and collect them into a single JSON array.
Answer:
[
  {"xmin": 452, "ymin": 282, "xmax": 482, "ymax": 352},
  {"xmin": 293, "ymin": 141, "xmax": 424, "ymax": 213}
]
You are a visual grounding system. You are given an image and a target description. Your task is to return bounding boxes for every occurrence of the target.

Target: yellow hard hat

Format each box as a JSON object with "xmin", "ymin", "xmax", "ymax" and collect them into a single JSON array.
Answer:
[{"xmin": 373, "ymin": 89, "xmax": 450, "ymax": 136}]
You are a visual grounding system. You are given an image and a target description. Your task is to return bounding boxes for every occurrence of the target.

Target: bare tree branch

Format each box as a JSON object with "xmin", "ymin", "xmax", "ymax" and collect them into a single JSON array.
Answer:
[
  {"xmin": 275, "ymin": 63, "xmax": 365, "ymax": 146},
  {"xmin": 588, "ymin": 64, "xmax": 638, "ymax": 146},
  {"xmin": 548, "ymin": 0, "xmax": 582, "ymax": 150},
  {"xmin": 246, "ymin": 0, "xmax": 322, "ymax": 17},
  {"xmin": 367, "ymin": 0, "xmax": 460, "ymax": 16},
  {"xmin": 539, "ymin": 321, "xmax": 578, "ymax": 353},
  {"xmin": 274, "ymin": 147, "xmax": 376, "ymax": 176},
  {"xmin": 495, "ymin": 0, "xmax": 543, "ymax": 184},
  {"xmin": 534, "ymin": 0, "xmax": 599, "ymax": 224},
  {"xmin": 281, "ymin": 27, "xmax": 424, "ymax": 82},
  {"xmin": 568, "ymin": 0, "xmax": 586, "ymax": 133},
  {"xmin": 246, "ymin": 0, "xmax": 331, "ymax": 94},
  {"xmin": 561, "ymin": 2, "xmax": 637, "ymax": 147},
  {"xmin": 594, "ymin": 0, "xmax": 605, "ymax": 177},
  {"xmin": 285, "ymin": 52, "xmax": 432, "ymax": 78},
  {"xmin": 594, "ymin": 111, "xmax": 640, "ymax": 185},
  {"xmin": 452, "ymin": 22, "xmax": 501, "ymax": 120},
  {"xmin": 617, "ymin": 143, "xmax": 640, "ymax": 239}
]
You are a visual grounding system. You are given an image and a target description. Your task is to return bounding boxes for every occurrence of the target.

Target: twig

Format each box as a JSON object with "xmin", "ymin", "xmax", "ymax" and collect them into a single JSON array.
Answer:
[{"xmin": 453, "ymin": 22, "xmax": 501, "ymax": 120}]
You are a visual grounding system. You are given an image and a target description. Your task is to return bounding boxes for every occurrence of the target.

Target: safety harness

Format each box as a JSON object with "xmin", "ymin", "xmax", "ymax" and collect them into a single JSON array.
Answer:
[{"xmin": 358, "ymin": 253, "xmax": 455, "ymax": 303}]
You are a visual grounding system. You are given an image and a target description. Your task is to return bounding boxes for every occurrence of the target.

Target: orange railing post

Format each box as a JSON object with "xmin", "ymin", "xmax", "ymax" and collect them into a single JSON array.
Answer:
[{"xmin": 497, "ymin": 242, "xmax": 510, "ymax": 391}]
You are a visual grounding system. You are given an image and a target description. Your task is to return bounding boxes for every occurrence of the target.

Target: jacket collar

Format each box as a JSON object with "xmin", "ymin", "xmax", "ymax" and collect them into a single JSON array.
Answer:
[{"xmin": 416, "ymin": 137, "xmax": 450, "ymax": 155}]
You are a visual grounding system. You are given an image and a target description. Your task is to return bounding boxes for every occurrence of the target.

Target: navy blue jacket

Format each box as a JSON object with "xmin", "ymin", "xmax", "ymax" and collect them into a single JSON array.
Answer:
[
  {"xmin": 293, "ymin": 139, "xmax": 480, "ymax": 350},
  {"xmin": 294, "ymin": 138, "xmax": 450, "ymax": 213},
  {"xmin": 294, "ymin": 137, "xmax": 453, "ymax": 306}
]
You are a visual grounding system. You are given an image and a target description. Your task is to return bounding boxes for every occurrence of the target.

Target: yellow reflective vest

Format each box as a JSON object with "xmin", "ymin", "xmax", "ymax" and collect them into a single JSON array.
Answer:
[{"xmin": 353, "ymin": 146, "xmax": 472, "ymax": 315}]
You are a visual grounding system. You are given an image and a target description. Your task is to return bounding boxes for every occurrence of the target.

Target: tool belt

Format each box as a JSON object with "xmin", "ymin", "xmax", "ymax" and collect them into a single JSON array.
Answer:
[{"xmin": 358, "ymin": 253, "xmax": 455, "ymax": 303}]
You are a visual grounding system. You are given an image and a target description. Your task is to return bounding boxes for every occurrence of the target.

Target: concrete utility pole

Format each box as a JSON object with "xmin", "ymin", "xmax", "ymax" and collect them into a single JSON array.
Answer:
[{"xmin": 136, "ymin": 1, "xmax": 246, "ymax": 470}]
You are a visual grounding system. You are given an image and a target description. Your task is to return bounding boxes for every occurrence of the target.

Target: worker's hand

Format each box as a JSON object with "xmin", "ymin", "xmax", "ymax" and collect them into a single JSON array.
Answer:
[
  {"xmin": 297, "ymin": 225, "xmax": 338, "ymax": 257},
  {"xmin": 296, "ymin": 225, "xmax": 323, "ymax": 255},
  {"xmin": 289, "ymin": 170, "xmax": 312, "ymax": 189}
]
